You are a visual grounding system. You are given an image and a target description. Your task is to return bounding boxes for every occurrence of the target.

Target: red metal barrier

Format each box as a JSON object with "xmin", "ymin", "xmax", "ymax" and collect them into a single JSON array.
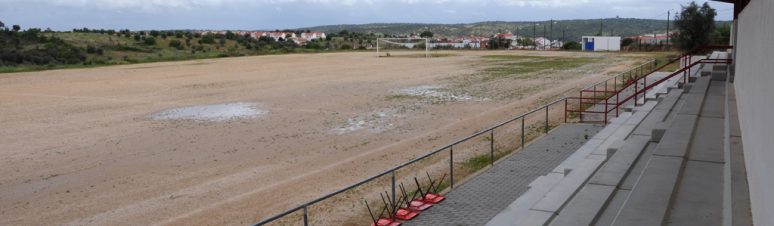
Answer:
[{"xmin": 565, "ymin": 45, "xmax": 732, "ymax": 123}]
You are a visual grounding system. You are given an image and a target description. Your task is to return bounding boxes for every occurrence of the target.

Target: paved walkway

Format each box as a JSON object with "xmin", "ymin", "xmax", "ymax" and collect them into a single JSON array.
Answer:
[{"xmin": 405, "ymin": 124, "xmax": 603, "ymax": 226}]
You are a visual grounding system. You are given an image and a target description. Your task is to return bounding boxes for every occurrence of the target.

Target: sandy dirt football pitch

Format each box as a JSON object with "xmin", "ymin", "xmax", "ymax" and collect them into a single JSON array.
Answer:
[{"xmin": 0, "ymin": 50, "xmax": 655, "ymax": 225}]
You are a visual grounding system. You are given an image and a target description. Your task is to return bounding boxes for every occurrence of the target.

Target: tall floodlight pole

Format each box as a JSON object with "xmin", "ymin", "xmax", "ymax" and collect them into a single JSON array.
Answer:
[
  {"xmin": 533, "ymin": 23, "xmax": 537, "ymax": 49},
  {"xmin": 667, "ymin": 10, "xmax": 671, "ymax": 47},
  {"xmin": 543, "ymin": 23, "xmax": 547, "ymax": 50},
  {"xmin": 515, "ymin": 25, "xmax": 519, "ymax": 48},
  {"xmin": 376, "ymin": 39, "xmax": 379, "ymax": 58},
  {"xmin": 550, "ymin": 19, "xmax": 553, "ymax": 48}
]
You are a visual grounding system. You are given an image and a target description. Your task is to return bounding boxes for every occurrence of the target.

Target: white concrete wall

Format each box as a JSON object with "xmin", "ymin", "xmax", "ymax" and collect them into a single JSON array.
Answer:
[
  {"xmin": 582, "ymin": 36, "xmax": 621, "ymax": 51},
  {"xmin": 734, "ymin": 0, "xmax": 774, "ymax": 225}
]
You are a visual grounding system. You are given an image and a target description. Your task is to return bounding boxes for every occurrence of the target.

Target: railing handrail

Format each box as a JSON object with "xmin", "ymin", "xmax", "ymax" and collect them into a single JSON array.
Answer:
[
  {"xmin": 253, "ymin": 95, "xmax": 569, "ymax": 225},
  {"xmin": 568, "ymin": 45, "xmax": 733, "ymax": 123}
]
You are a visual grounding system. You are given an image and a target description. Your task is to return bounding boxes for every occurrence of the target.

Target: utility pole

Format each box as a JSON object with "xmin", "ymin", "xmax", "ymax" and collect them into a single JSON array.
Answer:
[
  {"xmin": 533, "ymin": 22, "xmax": 537, "ymax": 49},
  {"xmin": 515, "ymin": 25, "xmax": 520, "ymax": 48},
  {"xmin": 666, "ymin": 10, "xmax": 671, "ymax": 47},
  {"xmin": 549, "ymin": 19, "xmax": 553, "ymax": 44},
  {"xmin": 542, "ymin": 23, "xmax": 547, "ymax": 50}
]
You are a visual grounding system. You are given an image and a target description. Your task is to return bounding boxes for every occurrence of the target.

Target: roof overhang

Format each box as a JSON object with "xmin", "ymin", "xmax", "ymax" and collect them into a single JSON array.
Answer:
[{"xmin": 712, "ymin": 0, "xmax": 750, "ymax": 19}]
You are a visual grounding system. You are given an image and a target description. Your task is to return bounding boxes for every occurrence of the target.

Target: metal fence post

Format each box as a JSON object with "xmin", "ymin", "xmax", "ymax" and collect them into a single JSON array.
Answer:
[
  {"xmin": 449, "ymin": 146, "xmax": 454, "ymax": 189},
  {"xmin": 391, "ymin": 171, "xmax": 396, "ymax": 206},
  {"xmin": 303, "ymin": 205, "xmax": 309, "ymax": 226},
  {"xmin": 490, "ymin": 130, "xmax": 494, "ymax": 166},
  {"xmin": 544, "ymin": 106, "xmax": 549, "ymax": 133},
  {"xmin": 564, "ymin": 98, "xmax": 568, "ymax": 123},
  {"xmin": 521, "ymin": 117, "xmax": 525, "ymax": 149}
]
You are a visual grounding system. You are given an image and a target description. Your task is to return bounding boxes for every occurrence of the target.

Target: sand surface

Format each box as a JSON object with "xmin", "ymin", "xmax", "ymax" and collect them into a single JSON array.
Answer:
[{"xmin": 0, "ymin": 50, "xmax": 651, "ymax": 225}]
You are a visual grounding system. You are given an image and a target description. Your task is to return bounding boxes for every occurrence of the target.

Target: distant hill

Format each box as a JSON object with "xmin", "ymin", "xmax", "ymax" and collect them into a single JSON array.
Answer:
[{"xmin": 300, "ymin": 18, "xmax": 732, "ymax": 41}]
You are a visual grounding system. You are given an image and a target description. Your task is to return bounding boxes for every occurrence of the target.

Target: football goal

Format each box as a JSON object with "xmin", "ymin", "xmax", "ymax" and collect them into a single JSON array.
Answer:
[{"xmin": 376, "ymin": 38, "xmax": 430, "ymax": 58}]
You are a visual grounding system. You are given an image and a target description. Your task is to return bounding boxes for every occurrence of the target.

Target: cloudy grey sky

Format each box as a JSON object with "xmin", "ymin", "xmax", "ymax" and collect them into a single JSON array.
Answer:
[{"xmin": 0, "ymin": 0, "xmax": 733, "ymax": 31}]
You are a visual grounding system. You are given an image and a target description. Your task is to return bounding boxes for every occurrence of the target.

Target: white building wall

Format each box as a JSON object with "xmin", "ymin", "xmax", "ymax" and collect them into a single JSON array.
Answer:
[
  {"xmin": 734, "ymin": 0, "xmax": 774, "ymax": 225},
  {"xmin": 581, "ymin": 36, "xmax": 621, "ymax": 51}
]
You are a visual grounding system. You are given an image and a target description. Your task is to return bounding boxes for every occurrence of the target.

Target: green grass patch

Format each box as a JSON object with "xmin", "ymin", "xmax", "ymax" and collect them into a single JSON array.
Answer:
[{"xmin": 480, "ymin": 55, "xmax": 600, "ymax": 82}]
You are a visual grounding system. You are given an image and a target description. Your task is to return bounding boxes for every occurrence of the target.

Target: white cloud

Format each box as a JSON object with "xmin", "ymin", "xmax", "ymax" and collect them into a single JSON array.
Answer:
[{"xmin": 19, "ymin": 0, "xmax": 630, "ymax": 11}]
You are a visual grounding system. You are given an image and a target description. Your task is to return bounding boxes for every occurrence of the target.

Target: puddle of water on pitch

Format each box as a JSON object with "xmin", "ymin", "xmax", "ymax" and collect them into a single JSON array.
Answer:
[{"xmin": 151, "ymin": 102, "xmax": 266, "ymax": 122}]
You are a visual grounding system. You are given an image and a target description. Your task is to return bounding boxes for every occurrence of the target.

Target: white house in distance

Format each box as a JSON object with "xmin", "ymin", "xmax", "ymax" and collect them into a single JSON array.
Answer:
[
  {"xmin": 581, "ymin": 36, "xmax": 621, "ymax": 51},
  {"xmin": 300, "ymin": 32, "xmax": 326, "ymax": 41}
]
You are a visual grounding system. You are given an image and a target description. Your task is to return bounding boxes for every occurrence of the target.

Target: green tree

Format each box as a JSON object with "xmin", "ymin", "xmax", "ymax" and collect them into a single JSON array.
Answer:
[
  {"xmin": 144, "ymin": 37, "xmax": 156, "ymax": 45},
  {"xmin": 673, "ymin": 1, "xmax": 717, "ymax": 51},
  {"xmin": 12, "ymin": 25, "xmax": 21, "ymax": 32},
  {"xmin": 713, "ymin": 23, "xmax": 731, "ymax": 45},
  {"xmin": 420, "ymin": 31, "xmax": 434, "ymax": 38},
  {"xmin": 0, "ymin": 21, "xmax": 5, "ymax": 29},
  {"xmin": 621, "ymin": 38, "xmax": 634, "ymax": 47},
  {"xmin": 149, "ymin": 30, "xmax": 160, "ymax": 37},
  {"xmin": 201, "ymin": 34, "xmax": 216, "ymax": 44},
  {"xmin": 562, "ymin": 41, "xmax": 582, "ymax": 50},
  {"xmin": 169, "ymin": 40, "xmax": 184, "ymax": 49}
]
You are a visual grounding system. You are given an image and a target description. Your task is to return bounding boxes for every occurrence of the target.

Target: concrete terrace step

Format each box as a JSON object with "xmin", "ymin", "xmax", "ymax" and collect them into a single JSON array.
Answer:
[
  {"xmin": 487, "ymin": 103, "xmax": 661, "ymax": 226},
  {"xmin": 609, "ymin": 60, "xmax": 725, "ymax": 226}
]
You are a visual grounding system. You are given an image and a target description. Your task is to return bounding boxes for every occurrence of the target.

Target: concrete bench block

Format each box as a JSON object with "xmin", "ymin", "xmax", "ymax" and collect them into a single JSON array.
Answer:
[
  {"xmin": 682, "ymin": 84, "xmax": 692, "ymax": 93},
  {"xmin": 689, "ymin": 76, "xmax": 711, "ymax": 94},
  {"xmin": 588, "ymin": 135, "xmax": 650, "ymax": 187},
  {"xmin": 712, "ymin": 64, "xmax": 728, "ymax": 71},
  {"xmin": 613, "ymin": 155, "xmax": 683, "ymax": 226},
  {"xmin": 533, "ymin": 155, "xmax": 606, "ymax": 213},
  {"xmin": 711, "ymin": 71, "xmax": 727, "ymax": 81},
  {"xmin": 548, "ymin": 184, "xmax": 617, "ymax": 226},
  {"xmin": 651, "ymin": 127, "xmax": 666, "ymax": 142},
  {"xmin": 653, "ymin": 114, "xmax": 698, "ymax": 158},
  {"xmin": 678, "ymin": 93, "xmax": 705, "ymax": 116}
]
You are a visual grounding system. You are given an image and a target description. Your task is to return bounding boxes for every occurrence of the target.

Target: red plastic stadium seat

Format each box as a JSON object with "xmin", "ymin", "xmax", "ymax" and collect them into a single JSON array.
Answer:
[
  {"xmin": 371, "ymin": 218, "xmax": 401, "ymax": 226},
  {"xmin": 408, "ymin": 199, "xmax": 432, "ymax": 211},
  {"xmin": 422, "ymin": 193, "xmax": 445, "ymax": 204},
  {"xmin": 394, "ymin": 208, "xmax": 419, "ymax": 220}
]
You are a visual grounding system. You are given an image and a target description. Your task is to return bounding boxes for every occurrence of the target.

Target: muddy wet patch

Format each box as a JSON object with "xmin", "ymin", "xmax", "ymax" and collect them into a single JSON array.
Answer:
[{"xmin": 151, "ymin": 102, "xmax": 266, "ymax": 122}]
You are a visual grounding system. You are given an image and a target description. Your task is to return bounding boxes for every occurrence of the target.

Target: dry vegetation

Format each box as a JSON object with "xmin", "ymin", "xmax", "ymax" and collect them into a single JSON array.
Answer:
[{"xmin": 0, "ymin": 50, "xmax": 666, "ymax": 225}]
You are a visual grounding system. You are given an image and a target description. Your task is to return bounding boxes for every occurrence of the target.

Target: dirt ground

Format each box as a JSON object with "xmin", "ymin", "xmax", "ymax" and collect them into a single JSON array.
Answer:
[{"xmin": 0, "ymin": 50, "xmax": 654, "ymax": 225}]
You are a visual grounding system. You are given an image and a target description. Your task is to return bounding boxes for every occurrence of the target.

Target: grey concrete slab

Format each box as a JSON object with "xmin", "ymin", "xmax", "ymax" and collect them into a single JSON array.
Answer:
[
  {"xmin": 631, "ymin": 109, "xmax": 668, "ymax": 137},
  {"xmin": 689, "ymin": 76, "xmax": 711, "ymax": 95},
  {"xmin": 612, "ymin": 155, "xmax": 683, "ymax": 226},
  {"xmin": 532, "ymin": 155, "xmax": 606, "ymax": 213},
  {"xmin": 730, "ymin": 136, "xmax": 753, "ymax": 226},
  {"xmin": 654, "ymin": 89, "xmax": 683, "ymax": 111},
  {"xmin": 594, "ymin": 189, "xmax": 630, "ymax": 226},
  {"xmin": 653, "ymin": 114, "xmax": 697, "ymax": 158},
  {"xmin": 620, "ymin": 142, "xmax": 656, "ymax": 190},
  {"xmin": 688, "ymin": 117, "xmax": 725, "ymax": 163},
  {"xmin": 711, "ymin": 71, "xmax": 727, "ymax": 81},
  {"xmin": 665, "ymin": 160, "xmax": 724, "ymax": 226},
  {"xmin": 678, "ymin": 93, "xmax": 705, "ymax": 116},
  {"xmin": 405, "ymin": 124, "xmax": 603, "ymax": 226},
  {"xmin": 589, "ymin": 135, "xmax": 650, "ymax": 187},
  {"xmin": 706, "ymin": 81, "xmax": 726, "ymax": 97},
  {"xmin": 549, "ymin": 184, "xmax": 617, "ymax": 226},
  {"xmin": 728, "ymin": 97, "xmax": 742, "ymax": 137},
  {"xmin": 701, "ymin": 95, "xmax": 726, "ymax": 118}
]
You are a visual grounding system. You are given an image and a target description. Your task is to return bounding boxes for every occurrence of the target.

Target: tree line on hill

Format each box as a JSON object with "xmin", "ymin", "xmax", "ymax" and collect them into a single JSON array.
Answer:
[{"xmin": 0, "ymin": 23, "xmax": 86, "ymax": 66}]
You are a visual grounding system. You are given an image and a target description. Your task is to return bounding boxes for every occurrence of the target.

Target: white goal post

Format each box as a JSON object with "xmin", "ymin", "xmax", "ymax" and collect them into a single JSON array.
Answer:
[{"xmin": 376, "ymin": 38, "xmax": 430, "ymax": 58}]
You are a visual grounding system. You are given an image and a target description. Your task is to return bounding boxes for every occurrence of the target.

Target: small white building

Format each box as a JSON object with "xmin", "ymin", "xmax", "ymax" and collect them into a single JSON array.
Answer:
[{"xmin": 581, "ymin": 36, "xmax": 621, "ymax": 51}]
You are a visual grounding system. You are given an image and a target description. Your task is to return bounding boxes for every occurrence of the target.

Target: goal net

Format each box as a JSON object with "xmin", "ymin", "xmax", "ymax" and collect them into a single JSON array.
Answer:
[{"xmin": 376, "ymin": 38, "xmax": 430, "ymax": 58}]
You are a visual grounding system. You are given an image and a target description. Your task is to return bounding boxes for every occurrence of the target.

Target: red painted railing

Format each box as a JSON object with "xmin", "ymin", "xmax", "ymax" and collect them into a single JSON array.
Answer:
[{"xmin": 565, "ymin": 45, "xmax": 733, "ymax": 123}]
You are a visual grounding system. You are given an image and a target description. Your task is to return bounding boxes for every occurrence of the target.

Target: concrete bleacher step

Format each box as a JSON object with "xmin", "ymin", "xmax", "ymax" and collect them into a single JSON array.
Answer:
[
  {"xmin": 606, "ymin": 75, "xmax": 713, "ymax": 226},
  {"xmin": 487, "ymin": 100, "xmax": 658, "ymax": 226},
  {"xmin": 548, "ymin": 135, "xmax": 651, "ymax": 226},
  {"xmin": 611, "ymin": 155, "xmax": 684, "ymax": 226}
]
